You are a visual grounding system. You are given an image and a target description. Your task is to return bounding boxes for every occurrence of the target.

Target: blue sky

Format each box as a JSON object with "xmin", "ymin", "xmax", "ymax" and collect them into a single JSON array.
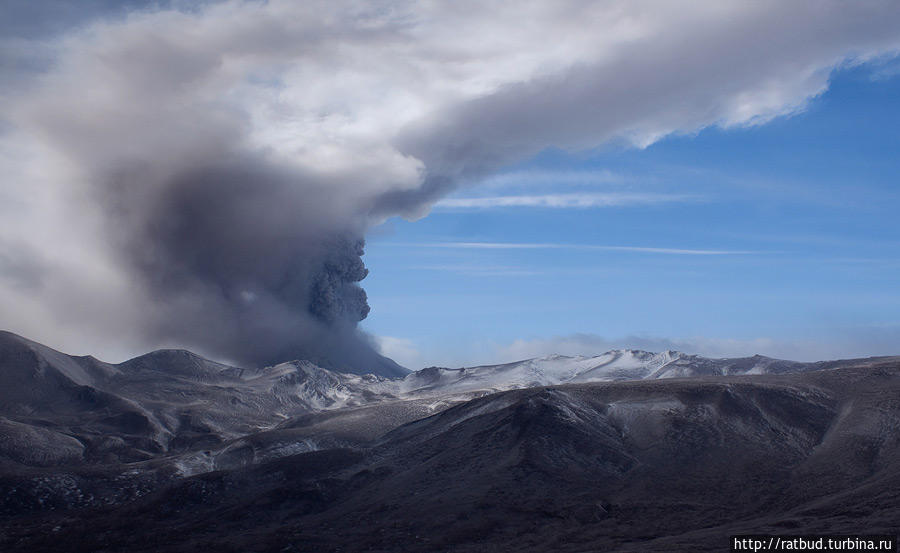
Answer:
[{"xmin": 363, "ymin": 62, "xmax": 900, "ymax": 368}]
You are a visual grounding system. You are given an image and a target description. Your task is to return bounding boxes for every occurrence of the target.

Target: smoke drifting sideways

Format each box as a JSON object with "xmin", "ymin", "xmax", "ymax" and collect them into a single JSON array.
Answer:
[{"xmin": 1, "ymin": 1, "xmax": 899, "ymax": 375}]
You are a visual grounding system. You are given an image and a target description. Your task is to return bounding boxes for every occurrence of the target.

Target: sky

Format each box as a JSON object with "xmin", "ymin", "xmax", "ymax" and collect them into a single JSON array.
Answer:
[
  {"xmin": 364, "ymin": 62, "xmax": 900, "ymax": 367},
  {"xmin": 1, "ymin": 1, "xmax": 899, "ymax": 371}
]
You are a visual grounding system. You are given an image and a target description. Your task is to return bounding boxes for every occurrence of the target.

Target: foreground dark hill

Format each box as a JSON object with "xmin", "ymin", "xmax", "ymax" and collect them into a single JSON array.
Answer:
[{"xmin": 2, "ymin": 356, "xmax": 900, "ymax": 552}]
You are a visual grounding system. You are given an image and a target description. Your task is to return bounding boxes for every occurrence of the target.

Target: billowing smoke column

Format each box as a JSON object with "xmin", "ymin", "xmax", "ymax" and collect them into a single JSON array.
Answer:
[
  {"xmin": 118, "ymin": 157, "xmax": 395, "ymax": 372},
  {"xmin": 1, "ymin": 0, "xmax": 899, "ymax": 374},
  {"xmin": 93, "ymin": 145, "xmax": 405, "ymax": 374}
]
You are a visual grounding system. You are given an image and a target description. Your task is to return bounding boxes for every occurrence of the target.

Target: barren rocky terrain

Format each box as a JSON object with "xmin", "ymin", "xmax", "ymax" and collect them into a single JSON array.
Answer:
[{"xmin": 1, "ymin": 330, "xmax": 899, "ymax": 551}]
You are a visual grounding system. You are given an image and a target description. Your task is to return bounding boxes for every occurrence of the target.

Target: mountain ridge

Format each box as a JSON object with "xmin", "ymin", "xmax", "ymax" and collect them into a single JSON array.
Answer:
[{"xmin": 2, "ymin": 328, "xmax": 899, "ymax": 475}]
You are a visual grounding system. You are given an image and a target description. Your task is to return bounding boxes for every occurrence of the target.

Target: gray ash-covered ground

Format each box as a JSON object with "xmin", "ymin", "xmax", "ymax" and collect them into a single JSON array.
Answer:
[{"xmin": 1, "ymin": 331, "xmax": 899, "ymax": 551}]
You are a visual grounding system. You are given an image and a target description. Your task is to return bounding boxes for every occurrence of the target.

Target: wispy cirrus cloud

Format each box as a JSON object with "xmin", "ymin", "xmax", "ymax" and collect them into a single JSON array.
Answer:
[
  {"xmin": 434, "ymin": 192, "xmax": 696, "ymax": 209},
  {"xmin": 408, "ymin": 264, "xmax": 543, "ymax": 277},
  {"xmin": 474, "ymin": 169, "xmax": 628, "ymax": 190},
  {"xmin": 409, "ymin": 242, "xmax": 763, "ymax": 256}
]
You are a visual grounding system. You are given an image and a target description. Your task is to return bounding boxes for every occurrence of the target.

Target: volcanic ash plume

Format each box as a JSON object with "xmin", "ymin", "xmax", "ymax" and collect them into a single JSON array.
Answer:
[
  {"xmin": 115, "ymin": 157, "xmax": 394, "ymax": 373},
  {"xmin": 1, "ymin": 0, "xmax": 898, "ymax": 373}
]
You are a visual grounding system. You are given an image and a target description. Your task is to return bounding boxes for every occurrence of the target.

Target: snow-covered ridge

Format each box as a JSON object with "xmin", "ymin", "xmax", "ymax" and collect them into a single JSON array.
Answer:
[
  {"xmin": 0, "ymin": 330, "xmax": 825, "ymax": 426},
  {"xmin": 249, "ymin": 348, "xmax": 818, "ymax": 410},
  {"xmin": 3, "ymin": 329, "xmax": 896, "ymax": 477}
]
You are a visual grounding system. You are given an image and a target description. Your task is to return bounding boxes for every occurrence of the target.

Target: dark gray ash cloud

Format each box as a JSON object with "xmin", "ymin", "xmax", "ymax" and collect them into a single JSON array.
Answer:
[
  {"xmin": 116, "ymin": 157, "xmax": 378, "ymax": 368},
  {"xmin": 0, "ymin": 1, "xmax": 898, "ymax": 373}
]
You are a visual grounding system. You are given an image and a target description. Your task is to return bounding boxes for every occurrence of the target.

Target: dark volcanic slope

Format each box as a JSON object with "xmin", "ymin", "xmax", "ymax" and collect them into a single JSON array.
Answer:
[
  {"xmin": 0, "ymin": 331, "xmax": 403, "ymax": 470},
  {"xmin": 3, "ymin": 360, "xmax": 899, "ymax": 552},
  {"xmin": 10, "ymin": 328, "xmax": 888, "ymax": 476}
]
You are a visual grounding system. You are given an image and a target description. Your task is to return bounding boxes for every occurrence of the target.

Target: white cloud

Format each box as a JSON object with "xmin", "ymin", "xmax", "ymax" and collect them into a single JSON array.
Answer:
[
  {"xmin": 491, "ymin": 331, "xmax": 900, "ymax": 364},
  {"xmin": 475, "ymin": 169, "xmax": 628, "ymax": 190},
  {"xmin": 415, "ymin": 242, "xmax": 760, "ymax": 255},
  {"xmin": 409, "ymin": 264, "xmax": 543, "ymax": 277},
  {"xmin": 434, "ymin": 192, "xmax": 694, "ymax": 209},
  {"xmin": 374, "ymin": 335, "xmax": 423, "ymax": 369}
]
